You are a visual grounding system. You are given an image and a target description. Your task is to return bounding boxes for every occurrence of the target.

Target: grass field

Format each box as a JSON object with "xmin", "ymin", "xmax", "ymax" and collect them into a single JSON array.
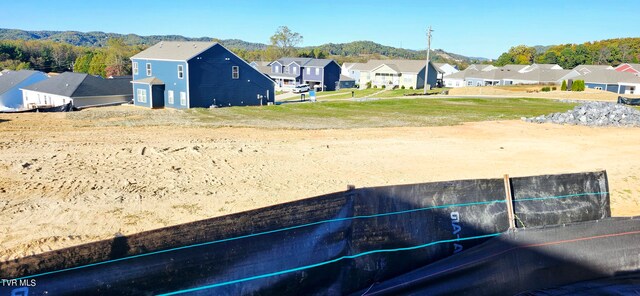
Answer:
[
  {"xmin": 185, "ymin": 97, "xmax": 577, "ymax": 129},
  {"xmin": 67, "ymin": 98, "xmax": 578, "ymax": 129}
]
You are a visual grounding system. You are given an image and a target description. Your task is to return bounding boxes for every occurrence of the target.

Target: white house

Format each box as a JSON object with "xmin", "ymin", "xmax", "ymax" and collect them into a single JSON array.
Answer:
[{"xmin": 21, "ymin": 72, "xmax": 132, "ymax": 109}]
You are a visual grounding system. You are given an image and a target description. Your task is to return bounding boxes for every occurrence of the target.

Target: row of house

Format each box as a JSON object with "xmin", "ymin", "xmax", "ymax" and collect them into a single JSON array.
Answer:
[
  {"xmin": 442, "ymin": 63, "xmax": 640, "ymax": 95},
  {"xmin": 0, "ymin": 70, "xmax": 132, "ymax": 111}
]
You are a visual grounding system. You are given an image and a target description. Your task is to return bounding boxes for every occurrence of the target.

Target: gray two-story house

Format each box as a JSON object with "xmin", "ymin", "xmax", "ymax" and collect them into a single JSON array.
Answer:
[{"xmin": 267, "ymin": 58, "xmax": 341, "ymax": 91}]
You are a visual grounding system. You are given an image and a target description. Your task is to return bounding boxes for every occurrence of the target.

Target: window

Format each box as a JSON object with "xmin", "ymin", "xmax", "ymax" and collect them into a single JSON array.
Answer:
[
  {"xmin": 306, "ymin": 68, "xmax": 311, "ymax": 75},
  {"xmin": 467, "ymin": 81, "xmax": 472, "ymax": 86},
  {"xmin": 315, "ymin": 68, "xmax": 320, "ymax": 75},
  {"xmin": 275, "ymin": 65, "xmax": 280, "ymax": 73},
  {"xmin": 177, "ymin": 65, "xmax": 184, "ymax": 79},
  {"xmin": 133, "ymin": 62, "xmax": 138, "ymax": 75},
  {"xmin": 293, "ymin": 66, "xmax": 297, "ymax": 74},
  {"xmin": 168, "ymin": 90, "xmax": 174, "ymax": 104},
  {"xmin": 137, "ymin": 89, "xmax": 147, "ymax": 103},
  {"xmin": 180, "ymin": 92, "xmax": 186, "ymax": 106},
  {"xmin": 232, "ymin": 66, "xmax": 239, "ymax": 79},
  {"xmin": 146, "ymin": 63, "xmax": 152, "ymax": 76}
]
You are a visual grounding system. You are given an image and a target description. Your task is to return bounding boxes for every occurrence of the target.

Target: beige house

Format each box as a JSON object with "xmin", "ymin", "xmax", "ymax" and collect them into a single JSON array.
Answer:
[{"xmin": 358, "ymin": 59, "xmax": 442, "ymax": 89}]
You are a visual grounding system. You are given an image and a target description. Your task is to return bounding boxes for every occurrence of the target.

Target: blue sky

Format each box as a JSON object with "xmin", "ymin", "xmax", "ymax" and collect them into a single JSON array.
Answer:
[{"xmin": 0, "ymin": 0, "xmax": 637, "ymax": 59}]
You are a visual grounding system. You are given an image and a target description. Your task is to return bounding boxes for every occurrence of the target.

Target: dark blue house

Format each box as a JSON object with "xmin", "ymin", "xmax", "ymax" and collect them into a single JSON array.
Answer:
[
  {"xmin": 267, "ymin": 58, "xmax": 341, "ymax": 91},
  {"xmin": 131, "ymin": 42, "xmax": 275, "ymax": 108}
]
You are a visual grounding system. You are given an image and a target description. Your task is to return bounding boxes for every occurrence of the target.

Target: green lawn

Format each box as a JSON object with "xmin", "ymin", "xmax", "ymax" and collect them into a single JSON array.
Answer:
[{"xmin": 185, "ymin": 98, "xmax": 578, "ymax": 129}]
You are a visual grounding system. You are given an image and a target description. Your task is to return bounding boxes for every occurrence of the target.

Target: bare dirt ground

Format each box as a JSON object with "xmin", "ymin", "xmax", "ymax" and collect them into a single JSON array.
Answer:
[
  {"xmin": 448, "ymin": 86, "xmax": 640, "ymax": 101},
  {"xmin": 1, "ymin": 112, "xmax": 639, "ymax": 260}
]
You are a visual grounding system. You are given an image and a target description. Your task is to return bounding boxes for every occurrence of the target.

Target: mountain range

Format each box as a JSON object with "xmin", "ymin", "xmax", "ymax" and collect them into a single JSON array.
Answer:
[{"xmin": 0, "ymin": 28, "xmax": 489, "ymax": 63}]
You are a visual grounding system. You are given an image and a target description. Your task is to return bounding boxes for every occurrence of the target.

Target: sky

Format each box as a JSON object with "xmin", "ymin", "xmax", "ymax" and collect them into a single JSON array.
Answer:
[{"xmin": 0, "ymin": 0, "xmax": 637, "ymax": 59}]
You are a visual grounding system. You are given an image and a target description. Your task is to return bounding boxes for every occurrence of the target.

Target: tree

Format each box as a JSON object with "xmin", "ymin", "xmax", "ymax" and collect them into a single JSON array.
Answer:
[
  {"xmin": 74, "ymin": 52, "xmax": 93, "ymax": 73},
  {"xmin": 269, "ymin": 26, "xmax": 303, "ymax": 58},
  {"xmin": 561, "ymin": 80, "xmax": 567, "ymax": 91}
]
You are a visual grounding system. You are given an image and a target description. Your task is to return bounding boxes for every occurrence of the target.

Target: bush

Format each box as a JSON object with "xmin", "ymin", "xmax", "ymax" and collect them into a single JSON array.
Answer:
[
  {"xmin": 381, "ymin": 85, "xmax": 386, "ymax": 89},
  {"xmin": 409, "ymin": 86, "xmax": 414, "ymax": 90},
  {"xmin": 552, "ymin": 86, "xmax": 557, "ymax": 91},
  {"xmin": 541, "ymin": 86, "xmax": 551, "ymax": 92},
  {"xmin": 373, "ymin": 85, "xmax": 377, "ymax": 89},
  {"xmin": 571, "ymin": 80, "xmax": 585, "ymax": 92},
  {"xmin": 401, "ymin": 85, "xmax": 405, "ymax": 89},
  {"xmin": 366, "ymin": 81, "xmax": 372, "ymax": 89},
  {"xmin": 561, "ymin": 80, "xmax": 567, "ymax": 91}
]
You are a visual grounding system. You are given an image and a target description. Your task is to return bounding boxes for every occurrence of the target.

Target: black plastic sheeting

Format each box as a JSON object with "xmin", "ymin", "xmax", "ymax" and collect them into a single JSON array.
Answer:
[
  {"xmin": 356, "ymin": 217, "xmax": 640, "ymax": 296},
  {"xmin": 0, "ymin": 171, "xmax": 611, "ymax": 295},
  {"xmin": 0, "ymin": 103, "xmax": 74, "ymax": 113},
  {"xmin": 618, "ymin": 96, "xmax": 640, "ymax": 106}
]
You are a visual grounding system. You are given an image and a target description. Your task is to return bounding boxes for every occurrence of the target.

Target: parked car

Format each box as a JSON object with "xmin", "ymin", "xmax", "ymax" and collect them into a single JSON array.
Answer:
[{"xmin": 292, "ymin": 84, "xmax": 310, "ymax": 93}]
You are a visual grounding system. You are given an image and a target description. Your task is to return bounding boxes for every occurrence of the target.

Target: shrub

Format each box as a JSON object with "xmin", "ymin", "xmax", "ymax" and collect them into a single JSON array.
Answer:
[
  {"xmin": 366, "ymin": 81, "xmax": 372, "ymax": 89},
  {"xmin": 541, "ymin": 86, "xmax": 551, "ymax": 92},
  {"xmin": 401, "ymin": 85, "xmax": 406, "ymax": 89},
  {"xmin": 409, "ymin": 86, "xmax": 414, "ymax": 90},
  {"xmin": 571, "ymin": 80, "xmax": 585, "ymax": 92},
  {"xmin": 381, "ymin": 85, "xmax": 386, "ymax": 89},
  {"xmin": 373, "ymin": 85, "xmax": 377, "ymax": 89},
  {"xmin": 561, "ymin": 80, "xmax": 567, "ymax": 91},
  {"xmin": 552, "ymin": 86, "xmax": 557, "ymax": 91}
]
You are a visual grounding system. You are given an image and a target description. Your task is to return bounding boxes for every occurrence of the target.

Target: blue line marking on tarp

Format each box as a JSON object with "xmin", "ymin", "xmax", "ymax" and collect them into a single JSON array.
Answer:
[
  {"xmin": 158, "ymin": 233, "xmax": 503, "ymax": 295},
  {"xmin": 13, "ymin": 191, "xmax": 607, "ymax": 281}
]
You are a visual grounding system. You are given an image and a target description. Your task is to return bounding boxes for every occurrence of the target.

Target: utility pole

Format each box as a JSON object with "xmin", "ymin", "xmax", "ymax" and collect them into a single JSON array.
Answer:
[{"xmin": 423, "ymin": 26, "xmax": 434, "ymax": 95}]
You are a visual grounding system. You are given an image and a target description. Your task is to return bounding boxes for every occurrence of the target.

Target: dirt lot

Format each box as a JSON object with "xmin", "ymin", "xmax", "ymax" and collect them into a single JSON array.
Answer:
[{"xmin": 1, "ymin": 111, "xmax": 639, "ymax": 260}]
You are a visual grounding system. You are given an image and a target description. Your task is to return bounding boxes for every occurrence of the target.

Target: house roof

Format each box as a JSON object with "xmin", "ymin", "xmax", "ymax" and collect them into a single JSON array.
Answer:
[
  {"xmin": 365, "ymin": 60, "xmax": 443, "ymax": 74},
  {"xmin": 501, "ymin": 64, "xmax": 529, "ymax": 72},
  {"xmin": 339, "ymin": 74, "xmax": 355, "ymax": 82},
  {"xmin": 250, "ymin": 61, "xmax": 272, "ymax": 74},
  {"xmin": 0, "ymin": 70, "xmax": 45, "ymax": 95},
  {"xmin": 22, "ymin": 72, "xmax": 132, "ymax": 97},
  {"xmin": 131, "ymin": 41, "xmax": 217, "ymax": 61},
  {"xmin": 467, "ymin": 64, "xmax": 495, "ymax": 71},
  {"xmin": 573, "ymin": 65, "xmax": 614, "ymax": 74},
  {"xmin": 579, "ymin": 69, "xmax": 640, "ymax": 85},
  {"xmin": 615, "ymin": 63, "xmax": 640, "ymax": 71},
  {"xmin": 507, "ymin": 69, "xmax": 573, "ymax": 82},
  {"xmin": 528, "ymin": 64, "xmax": 562, "ymax": 70},
  {"xmin": 467, "ymin": 68, "xmax": 515, "ymax": 80},
  {"xmin": 272, "ymin": 57, "xmax": 336, "ymax": 68},
  {"xmin": 444, "ymin": 69, "xmax": 479, "ymax": 79},
  {"xmin": 132, "ymin": 77, "xmax": 165, "ymax": 85}
]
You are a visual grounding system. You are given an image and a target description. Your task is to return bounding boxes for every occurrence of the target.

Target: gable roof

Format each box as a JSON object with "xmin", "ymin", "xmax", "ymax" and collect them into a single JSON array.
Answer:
[
  {"xmin": 467, "ymin": 64, "xmax": 496, "ymax": 71},
  {"xmin": 573, "ymin": 65, "xmax": 614, "ymax": 74},
  {"xmin": 579, "ymin": 69, "xmax": 640, "ymax": 84},
  {"xmin": 339, "ymin": 74, "xmax": 356, "ymax": 81},
  {"xmin": 443, "ymin": 68, "xmax": 479, "ymax": 79},
  {"xmin": 501, "ymin": 64, "xmax": 529, "ymax": 72},
  {"xmin": 507, "ymin": 69, "xmax": 574, "ymax": 82},
  {"xmin": 131, "ymin": 41, "xmax": 217, "ymax": 61},
  {"xmin": 366, "ymin": 59, "xmax": 443, "ymax": 74},
  {"xmin": 22, "ymin": 72, "xmax": 132, "ymax": 97},
  {"xmin": 467, "ymin": 68, "xmax": 515, "ymax": 80},
  {"xmin": 271, "ymin": 57, "xmax": 337, "ymax": 68},
  {"xmin": 0, "ymin": 70, "xmax": 45, "ymax": 95}
]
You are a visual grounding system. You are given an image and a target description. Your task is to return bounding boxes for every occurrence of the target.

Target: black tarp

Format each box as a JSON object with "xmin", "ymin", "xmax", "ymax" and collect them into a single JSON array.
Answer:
[
  {"xmin": 0, "ymin": 171, "xmax": 612, "ymax": 295},
  {"xmin": 0, "ymin": 103, "xmax": 74, "ymax": 113},
  {"xmin": 618, "ymin": 96, "xmax": 640, "ymax": 106},
  {"xmin": 356, "ymin": 217, "xmax": 640, "ymax": 296}
]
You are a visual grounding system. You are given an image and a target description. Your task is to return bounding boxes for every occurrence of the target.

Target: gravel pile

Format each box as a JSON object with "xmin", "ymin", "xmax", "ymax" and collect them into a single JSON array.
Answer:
[{"xmin": 524, "ymin": 102, "xmax": 640, "ymax": 127}]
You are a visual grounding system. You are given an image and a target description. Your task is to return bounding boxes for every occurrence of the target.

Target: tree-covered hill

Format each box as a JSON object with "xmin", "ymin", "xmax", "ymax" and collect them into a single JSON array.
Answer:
[
  {"xmin": 495, "ymin": 38, "xmax": 640, "ymax": 69},
  {"xmin": 0, "ymin": 28, "xmax": 482, "ymax": 67}
]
